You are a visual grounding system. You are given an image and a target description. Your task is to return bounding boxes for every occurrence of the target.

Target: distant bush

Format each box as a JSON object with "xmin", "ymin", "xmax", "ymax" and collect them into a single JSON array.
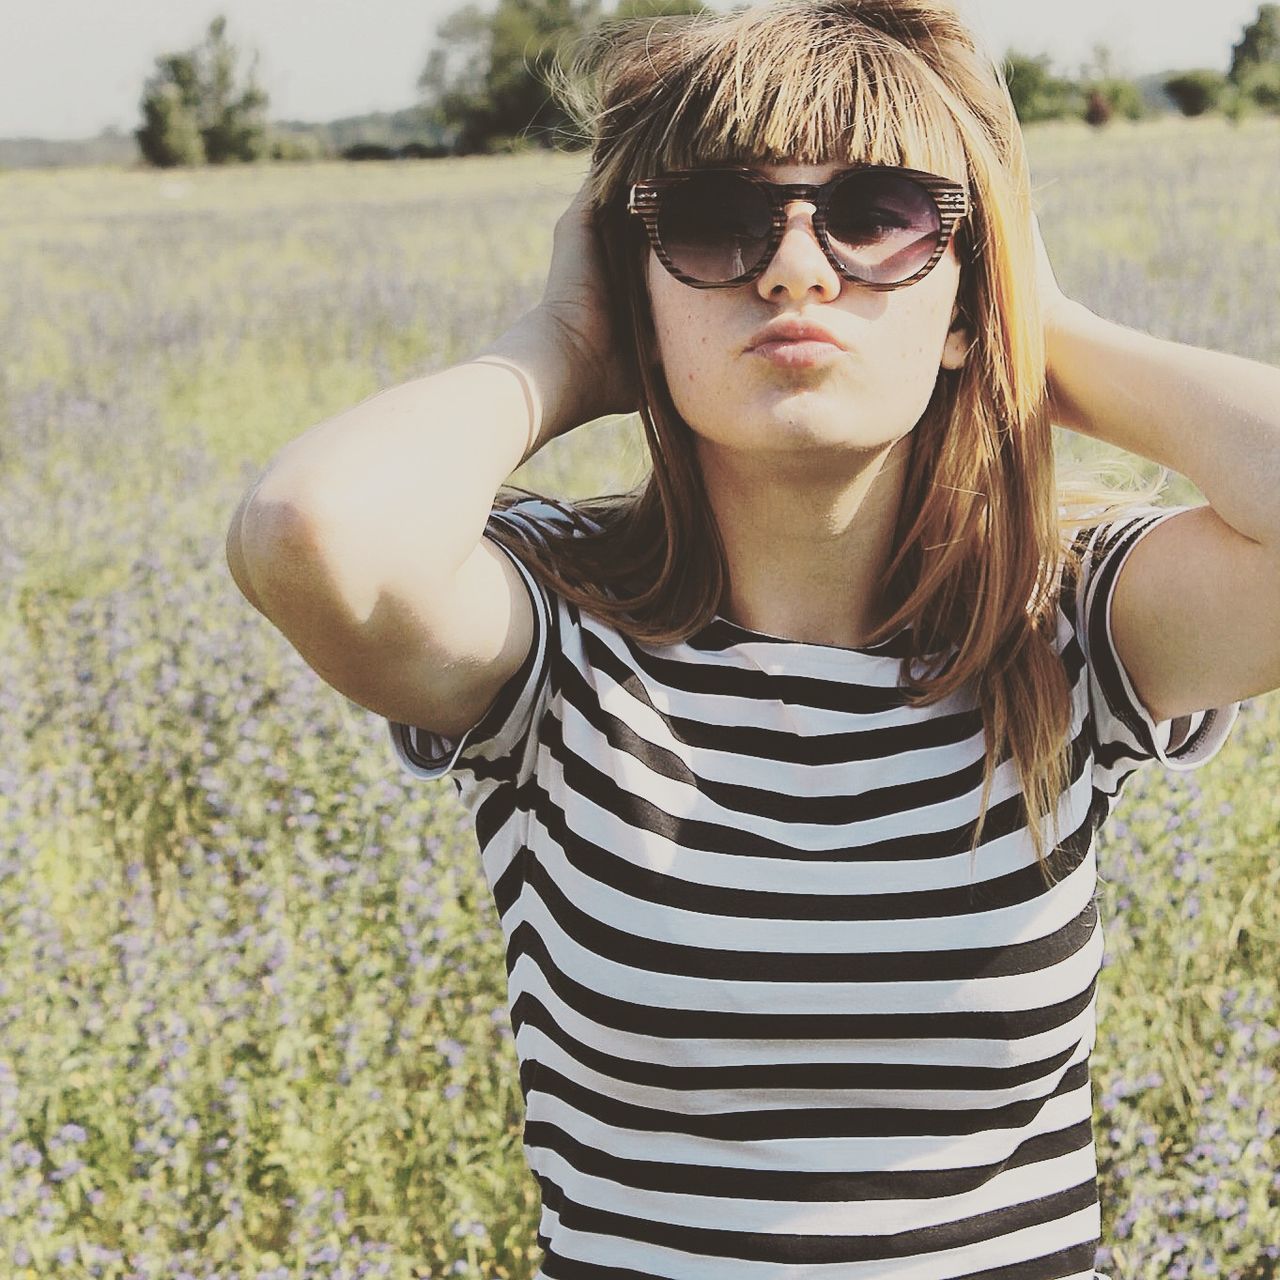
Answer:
[
  {"xmin": 340, "ymin": 141, "xmax": 451, "ymax": 162},
  {"xmin": 1164, "ymin": 70, "xmax": 1228, "ymax": 117},
  {"xmin": 268, "ymin": 133, "xmax": 328, "ymax": 162},
  {"xmin": 1003, "ymin": 51, "xmax": 1082, "ymax": 123},
  {"xmin": 1085, "ymin": 90, "xmax": 1115, "ymax": 128},
  {"xmin": 1223, "ymin": 84, "xmax": 1253, "ymax": 125},
  {"xmin": 1093, "ymin": 78, "xmax": 1146, "ymax": 122},
  {"xmin": 342, "ymin": 143, "xmax": 396, "ymax": 162},
  {"xmin": 396, "ymin": 140, "xmax": 451, "ymax": 159},
  {"xmin": 1240, "ymin": 61, "xmax": 1280, "ymax": 109}
]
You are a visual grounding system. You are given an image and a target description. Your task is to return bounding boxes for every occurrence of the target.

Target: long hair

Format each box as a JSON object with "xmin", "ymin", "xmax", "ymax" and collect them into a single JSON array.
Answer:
[{"xmin": 488, "ymin": 0, "xmax": 1165, "ymax": 882}]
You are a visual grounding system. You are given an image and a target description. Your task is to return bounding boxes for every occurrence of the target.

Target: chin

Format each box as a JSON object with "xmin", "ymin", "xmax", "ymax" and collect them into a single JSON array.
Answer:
[
  {"xmin": 765, "ymin": 398, "xmax": 904, "ymax": 442},
  {"xmin": 694, "ymin": 415, "xmax": 904, "ymax": 461}
]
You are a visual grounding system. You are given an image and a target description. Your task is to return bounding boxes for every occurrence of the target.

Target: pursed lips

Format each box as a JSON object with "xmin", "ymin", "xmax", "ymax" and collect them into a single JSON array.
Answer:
[
  {"xmin": 745, "ymin": 319, "xmax": 848, "ymax": 352},
  {"xmin": 742, "ymin": 317, "xmax": 849, "ymax": 368}
]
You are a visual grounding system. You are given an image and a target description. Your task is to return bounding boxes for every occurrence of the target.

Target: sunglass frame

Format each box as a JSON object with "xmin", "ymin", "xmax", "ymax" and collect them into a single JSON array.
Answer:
[{"xmin": 627, "ymin": 164, "xmax": 970, "ymax": 291}]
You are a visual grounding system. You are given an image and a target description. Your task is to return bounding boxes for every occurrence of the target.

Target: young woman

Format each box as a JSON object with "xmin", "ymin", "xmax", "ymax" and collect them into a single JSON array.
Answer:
[{"xmin": 228, "ymin": 1, "xmax": 1280, "ymax": 1275}]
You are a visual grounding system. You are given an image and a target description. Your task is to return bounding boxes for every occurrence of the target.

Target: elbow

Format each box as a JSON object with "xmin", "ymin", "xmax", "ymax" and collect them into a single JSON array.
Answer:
[
  {"xmin": 226, "ymin": 463, "xmax": 336, "ymax": 620},
  {"xmin": 227, "ymin": 487, "xmax": 267, "ymax": 614},
  {"xmin": 226, "ymin": 482, "xmax": 316, "ymax": 620}
]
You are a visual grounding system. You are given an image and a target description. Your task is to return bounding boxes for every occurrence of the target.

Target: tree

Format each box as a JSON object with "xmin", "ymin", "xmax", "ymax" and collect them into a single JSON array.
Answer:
[
  {"xmin": 419, "ymin": 0, "xmax": 597, "ymax": 153},
  {"xmin": 421, "ymin": 0, "xmax": 708, "ymax": 154},
  {"xmin": 136, "ymin": 56, "xmax": 205, "ymax": 167},
  {"xmin": 1230, "ymin": 4, "xmax": 1280, "ymax": 82},
  {"xmin": 1163, "ymin": 70, "xmax": 1227, "ymax": 117},
  {"xmin": 1002, "ymin": 52, "xmax": 1081, "ymax": 124},
  {"xmin": 198, "ymin": 17, "xmax": 270, "ymax": 162},
  {"xmin": 1229, "ymin": 4, "xmax": 1280, "ymax": 111},
  {"xmin": 135, "ymin": 16, "xmax": 269, "ymax": 167}
]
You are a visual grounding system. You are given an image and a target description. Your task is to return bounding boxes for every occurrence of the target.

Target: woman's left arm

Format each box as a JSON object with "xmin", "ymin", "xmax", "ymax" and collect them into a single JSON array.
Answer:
[{"xmin": 1035, "ymin": 215, "xmax": 1280, "ymax": 724}]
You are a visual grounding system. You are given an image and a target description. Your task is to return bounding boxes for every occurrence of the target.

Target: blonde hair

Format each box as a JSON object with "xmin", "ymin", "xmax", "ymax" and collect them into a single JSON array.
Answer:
[{"xmin": 490, "ymin": 0, "xmax": 1165, "ymax": 882}]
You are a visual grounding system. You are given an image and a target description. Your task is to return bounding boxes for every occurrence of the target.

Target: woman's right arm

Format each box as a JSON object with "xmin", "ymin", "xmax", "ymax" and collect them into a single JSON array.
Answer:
[{"xmin": 226, "ymin": 181, "xmax": 637, "ymax": 739}]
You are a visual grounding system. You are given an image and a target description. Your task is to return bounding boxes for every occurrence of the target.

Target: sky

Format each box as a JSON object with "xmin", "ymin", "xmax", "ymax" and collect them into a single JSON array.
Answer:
[{"xmin": 4, "ymin": 0, "xmax": 1265, "ymax": 140}]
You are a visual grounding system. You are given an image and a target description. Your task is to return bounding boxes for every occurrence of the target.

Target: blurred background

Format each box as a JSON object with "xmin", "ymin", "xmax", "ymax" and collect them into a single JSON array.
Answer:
[
  {"xmin": 3, "ymin": 0, "xmax": 1279, "ymax": 163},
  {"xmin": 3, "ymin": 3, "xmax": 1279, "ymax": 1278}
]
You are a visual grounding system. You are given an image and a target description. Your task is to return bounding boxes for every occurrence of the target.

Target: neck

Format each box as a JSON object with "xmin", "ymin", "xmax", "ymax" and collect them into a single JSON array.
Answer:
[{"xmin": 698, "ymin": 435, "xmax": 912, "ymax": 649}]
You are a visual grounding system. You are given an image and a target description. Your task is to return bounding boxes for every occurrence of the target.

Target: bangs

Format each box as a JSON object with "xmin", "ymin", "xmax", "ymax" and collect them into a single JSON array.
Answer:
[{"xmin": 609, "ymin": 5, "xmax": 970, "ymax": 184}]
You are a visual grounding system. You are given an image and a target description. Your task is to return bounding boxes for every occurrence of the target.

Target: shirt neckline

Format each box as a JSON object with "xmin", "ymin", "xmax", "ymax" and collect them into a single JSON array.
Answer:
[{"xmin": 704, "ymin": 613, "xmax": 913, "ymax": 658}]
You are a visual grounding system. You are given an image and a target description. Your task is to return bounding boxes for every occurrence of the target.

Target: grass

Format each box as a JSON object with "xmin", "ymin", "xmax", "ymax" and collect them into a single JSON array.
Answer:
[{"xmin": 1, "ymin": 117, "xmax": 1278, "ymax": 1278}]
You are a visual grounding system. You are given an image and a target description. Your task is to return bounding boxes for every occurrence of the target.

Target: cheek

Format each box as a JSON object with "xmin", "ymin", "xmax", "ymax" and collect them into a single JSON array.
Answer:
[
  {"xmin": 647, "ymin": 262, "xmax": 722, "ymax": 393},
  {"xmin": 877, "ymin": 277, "xmax": 964, "ymax": 377},
  {"xmin": 658, "ymin": 325, "xmax": 721, "ymax": 428}
]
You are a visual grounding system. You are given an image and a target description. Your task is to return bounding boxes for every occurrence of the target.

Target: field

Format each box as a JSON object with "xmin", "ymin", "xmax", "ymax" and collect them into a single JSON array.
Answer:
[{"xmin": 2, "ymin": 116, "xmax": 1279, "ymax": 1278}]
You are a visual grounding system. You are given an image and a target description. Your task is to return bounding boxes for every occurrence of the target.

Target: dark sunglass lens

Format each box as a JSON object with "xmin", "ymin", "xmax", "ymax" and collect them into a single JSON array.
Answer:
[
  {"xmin": 826, "ymin": 171, "xmax": 943, "ymax": 284},
  {"xmin": 657, "ymin": 173, "xmax": 773, "ymax": 283}
]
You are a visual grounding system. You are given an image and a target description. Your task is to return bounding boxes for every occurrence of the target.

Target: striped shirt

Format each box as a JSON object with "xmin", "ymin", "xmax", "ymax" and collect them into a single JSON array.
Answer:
[{"xmin": 388, "ymin": 497, "xmax": 1238, "ymax": 1280}]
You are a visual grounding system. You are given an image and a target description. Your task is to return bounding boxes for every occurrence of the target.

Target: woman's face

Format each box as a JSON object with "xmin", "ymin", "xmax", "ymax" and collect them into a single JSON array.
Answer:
[{"xmin": 645, "ymin": 159, "xmax": 972, "ymax": 466}]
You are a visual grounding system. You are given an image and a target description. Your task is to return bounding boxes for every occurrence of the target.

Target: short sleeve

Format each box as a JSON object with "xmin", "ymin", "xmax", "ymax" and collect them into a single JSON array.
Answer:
[
  {"xmin": 385, "ymin": 498, "xmax": 568, "ymax": 790},
  {"xmin": 1067, "ymin": 505, "xmax": 1241, "ymax": 794}
]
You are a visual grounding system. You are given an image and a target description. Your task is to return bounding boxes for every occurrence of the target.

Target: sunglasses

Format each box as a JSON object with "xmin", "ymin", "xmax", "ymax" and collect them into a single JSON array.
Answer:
[{"xmin": 628, "ymin": 165, "xmax": 970, "ymax": 291}]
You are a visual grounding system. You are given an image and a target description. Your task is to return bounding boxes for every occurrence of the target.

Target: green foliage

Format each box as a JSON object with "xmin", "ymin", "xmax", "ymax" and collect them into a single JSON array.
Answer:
[
  {"xmin": 1090, "ymin": 78, "xmax": 1146, "ymax": 123},
  {"xmin": 1239, "ymin": 60, "xmax": 1280, "ymax": 110},
  {"xmin": 273, "ymin": 106, "xmax": 453, "ymax": 160},
  {"xmin": 135, "ymin": 79, "xmax": 205, "ymax": 168},
  {"xmin": 1230, "ymin": 3, "xmax": 1280, "ymax": 83},
  {"xmin": 340, "ymin": 141, "xmax": 452, "ymax": 160},
  {"xmin": 135, "ymin": 14, "xmax": 270, "ymax": 168},
  {"xmin": 1229, "ymin": 4, "xmax": 1280, "ymax": 112},
  {"xmin": 199, "ymin": 18, "xmax": 270, "ymax": 164},
  {"xmin": 1164, "ymin": 70, "xmax": 1228, "ymax": 117},
  {"xmin": 611, "ymin": 0, "xmax": 710, "ymax": 13},
  {"xmin": 268, "ymin": 132, "xmax": 328, "ymax": 163},
  {"xmin": 418, "ymin": 0, "xmax": 592, "ymax": 154},
  {"xmin": 1005, "ymin": 46, "xmax": 1145, "ymax": 129},
  {"xmin": 1003, "ymin": 51, "xmax": 1082, "ymax": 124},
  {"xmin": 420, "ymin": 0, "xmax": 708, "ymax": 154},
  {"xmin": 1079, "ymin": 45, "xmax": 1146, "ymax": 126}
]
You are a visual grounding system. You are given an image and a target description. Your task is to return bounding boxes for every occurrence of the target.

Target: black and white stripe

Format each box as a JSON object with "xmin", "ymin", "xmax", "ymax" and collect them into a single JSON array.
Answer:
[{"xmin": 389, "ymin": 498, "xmax": 1238, "ymax": 1279}]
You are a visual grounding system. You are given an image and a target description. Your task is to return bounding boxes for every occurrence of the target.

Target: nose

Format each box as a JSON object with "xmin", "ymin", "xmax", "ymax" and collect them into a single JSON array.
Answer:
[{"xmin": 755, "ymin": 200, "xmax": 841, "ymax": 302}]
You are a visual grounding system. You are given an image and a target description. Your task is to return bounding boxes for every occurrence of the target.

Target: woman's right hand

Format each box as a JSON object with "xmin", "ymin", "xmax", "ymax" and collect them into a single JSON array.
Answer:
[{"xmin": 535, "ymin": 178, "xmax": 643, "ymax": 425}]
